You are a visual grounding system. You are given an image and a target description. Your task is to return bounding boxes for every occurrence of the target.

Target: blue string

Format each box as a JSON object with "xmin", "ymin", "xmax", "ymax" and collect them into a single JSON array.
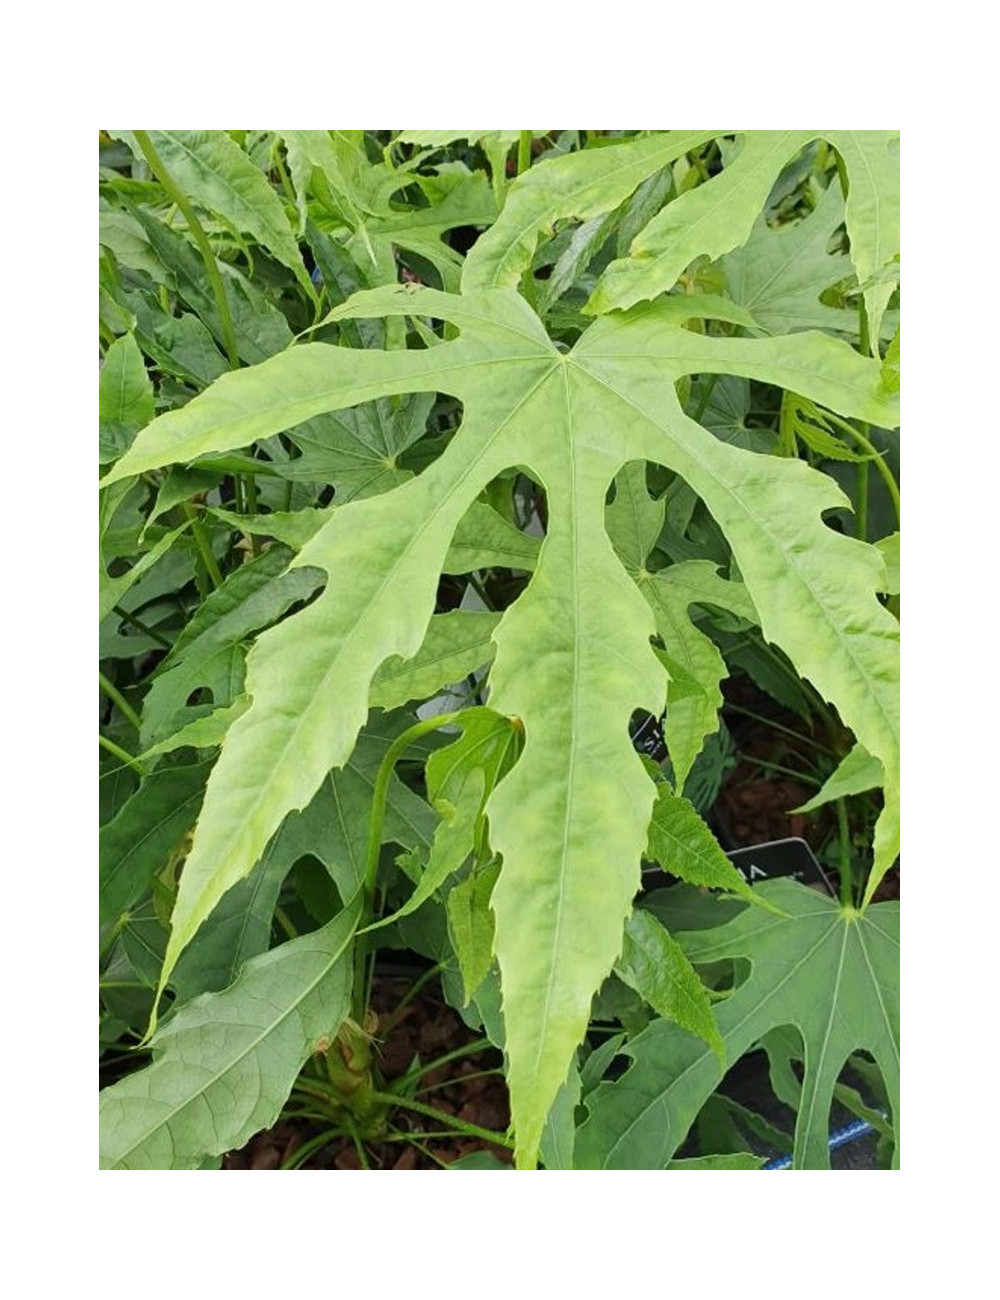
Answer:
[{"xmin": 763, "ymin": 1117, "xmax": 876, "ymax": 1169}]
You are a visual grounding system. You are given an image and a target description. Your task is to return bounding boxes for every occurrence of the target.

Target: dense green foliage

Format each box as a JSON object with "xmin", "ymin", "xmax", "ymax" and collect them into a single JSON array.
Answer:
[{"xmin": 99, "ymin": 130, "xmax": 899, "ymax": 1170}]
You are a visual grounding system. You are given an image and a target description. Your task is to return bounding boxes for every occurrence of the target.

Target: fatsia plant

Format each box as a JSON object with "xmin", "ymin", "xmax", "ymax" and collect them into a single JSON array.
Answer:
[{"xmin": 99, "ymin": 130, "xmax": 899, "ymax": 1169}]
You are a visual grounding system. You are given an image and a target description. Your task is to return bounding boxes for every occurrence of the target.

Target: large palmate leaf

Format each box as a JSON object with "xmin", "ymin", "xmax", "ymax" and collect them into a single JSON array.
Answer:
[
  {"xmin": 102, "ymin": 270, "xmax": 897, "ymax": 1166},
  {"xmin": 575, "ymin": 879, "xmax": 899, "ymax": 1169},
  {"xmin": 99, "ymin": 897, "xmax": 360, "ymax": 1169}
]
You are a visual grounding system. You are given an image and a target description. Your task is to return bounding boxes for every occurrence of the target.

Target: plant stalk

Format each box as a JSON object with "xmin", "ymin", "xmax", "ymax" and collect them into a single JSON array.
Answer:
[
  {"xmin": 99, "ymin": 734, "xmax": 146, "ymax": 776},
  {"xmin": 99, "ymin": 671, "xmax": 142, "ymax": 732},
  {"xmin": 132, "ymin": 130, "xmax": 241, "ymax": 370}
]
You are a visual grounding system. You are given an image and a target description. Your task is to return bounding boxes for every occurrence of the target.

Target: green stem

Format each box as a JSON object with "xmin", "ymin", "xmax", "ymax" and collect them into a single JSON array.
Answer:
[
  {"xmin": 345, "ymin": 1116, "xmax": 372, "ymax": 1169},
  {"xmin": 389, "ymin": 1038, "xmax": 492, "ymax": 1094},
  {"xmin": 724, "ymin": 703, "xmax": 835, "ymax": 757},
  {"xmin": 281, "ymin": 1128, "xmax": 346, "ymax": 1170},
  {"xmin": 112, "ymin": 604, "xmax": 172, "ymax": 648},
  {"xmin": 181, "ymin": 504, "xmax": 224, "ymax": 589},
  {"xmin": 517, "ymin": 131, "xmax": 532, "ymax": 176},
  {"xmin": 274, "ymin": 905, "xmax": 299, "ymax": 941},
  {"xmin": 368, "ymin": 1090, "xmax": 514, "ymax": 1150},
  {"xmin": 818, "ymin": 409, "xmax": 900, "ymax": 526},
  {"xmin": 99, "ymin": 734, "xmax": 146, "ymax": 776},
  {"xmin": 379, "ymin": 962, "xmax": 445, "ymax": 1033},
  {"xmin": 743, "ymin": 755, "xmax": 822, "ymax": 787},
  {"xmin": 99, "ymin": 671, "xmax": 142, "ymax": 732},
  {"xmin": 133, "ymin": 130, "xmax": 240, "ymax": 370},
  {"xmin": 835, "ymin": 797, "xmax": 854, "ymax": 907},
  {"xmin": 777, "ymin": 390, "xmax": 799, "ymax": 458},
  {"xmin": 466, "ymin": 572, "xmax": 495, "ymax": 610},
  {"xmin": 417, "ymin": 1068, "xmax": 502, "ymax": 1099}
]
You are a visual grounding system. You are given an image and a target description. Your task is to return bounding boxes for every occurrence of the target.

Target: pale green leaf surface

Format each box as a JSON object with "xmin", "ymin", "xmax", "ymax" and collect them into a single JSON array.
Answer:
[
  {"xmin": 615, "ymin": 908, "xmax": 724, "ymax": 1062},
  {"xmin": 99, "ymin": 897, "xmax": 361, "ymax": 1169},
  {"xmin": 369, "ymin": 611, "xmax": 500, "ymax": 712},
  {"xmin": 575, "ymin": 880, "xmax": 899, "ymax": 1169},
  {"xmin": 140, "ymin": 699, "xmax": 249, "ymax": 760},
  {"xmin": 100, "ymin": 333, "xmax": 154, "ymax": 464},
  {"xmin": 825, "ymin": 132, "xmax": 900, "ymax": 349},
  {"xmin": 462, "ymin": 131, "xmax": 718, "ymax": 292},
  {"xmin": 876, "ymin": 532, "xmax": 899, "ymax": 595},
  {"xmin": 793, "ymin": 744, "xmax": 884, "ymax": 813},
  {"xmin": 446, "ymin": 858, "xmax": 501, "ymax": 1004},
  {"xmin": 723, "ymin": 181, "xmax": 858, "ymax": 336},
  {"xmin": 588, "ymin": 132, "xmax": 813, "ymax": 314},
  {"xmin": 639, "ymin": 565, "xmax": 737, "ymax": 791}
]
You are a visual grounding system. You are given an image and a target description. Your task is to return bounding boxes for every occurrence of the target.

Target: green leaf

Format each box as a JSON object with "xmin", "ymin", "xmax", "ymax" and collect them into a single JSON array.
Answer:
[
  {"xmin": 282, "ymin": 717, "xmax": 438, "ymax": 904},
  {"xmin": 881, "ymin": 330, "xmax": 900, "ymax": 395},
  {"xmin": 367, "ymin": 768, "xmax": 485, "ymax": 933},
  {"xmin": 588, "ymin": 132, "xmax": 813, "ymax": 314},
  {"xmin": 99, "ymin": 521, "xmax": 192, "ymax": 624},
  {"xmin": 876, "ymin": 532, "xmax": 899, "ymax": 595},
  {"xmin": 723, "ymin": 181, "xmax": 858, "ymax": 336},
  {"xmin": 134, "ymin": 130, "xmax": 314, "ymax": 298},
  {"xmin": 99, "ymin": 897, "xmax": 361, "ymax": 1168},
  {"xmin": 99, "ymin": 756, "xmax": 215, "ymax": 926},
  {"xmin": 169, "ymin": 837, "xmax": 294, "ymax": 1003},
  {"xmin": 793, "ymin": 743, "xmax": 884, "ymax": 813},
  {"xmin": 139, "ymin": 545, "xmax": 322, "ymax": 747},
  {"xmin": 99, "ymin": 277, "xmax": 896, "ymax": 1167},
  {"xmin": 274, "ymin": 394, "xmax": 433, "ymax": 503},
  {"xmin": 369, "ymin": 611, "xmax": 500, "ymax": 712},
  {"xmin": 463, "ymin": 131, "xmax": 717, "ymax": 293},
  {"xmin": 132, "ymin": 208, "xmax": 293, "ymax": 364},
  {"xmin": 826, "ymin": 132, "xmax": 900, "ymax": 350},
  {"xmin": 605, "ymin": 461, "xmax": 664, "ymax": 573},
  {"xmin": 446, "ymin": 857, "xmax": 501, "ymax": 1004},
  {"xmin": 99, "ymin": 333, "xmax": 154, "ymax": 464},
  {"xmin": 645, "ymin": 787, "xmax": 759, "ymax": 907},
  {"xmin": 444, "ymin": 502, "xmax": 540, "ymax": 574},
  {"xmin": 140, "ymin": 699, "xmax": 249, "ymax": 759},
  {"xmin": 615, "ymin": 907, "xmax": 725, "ymax": 1063},
  {"xmin": 575, "ymin": 879, "xmax": 899, "ymax": 1169},
  {"xmin": 639, "ymin": 562, "xmax": 751, "ymax": 791},
  {"xmin": 539, "ymin": 1058, "xmax": 582, "ymax": 1171}
]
